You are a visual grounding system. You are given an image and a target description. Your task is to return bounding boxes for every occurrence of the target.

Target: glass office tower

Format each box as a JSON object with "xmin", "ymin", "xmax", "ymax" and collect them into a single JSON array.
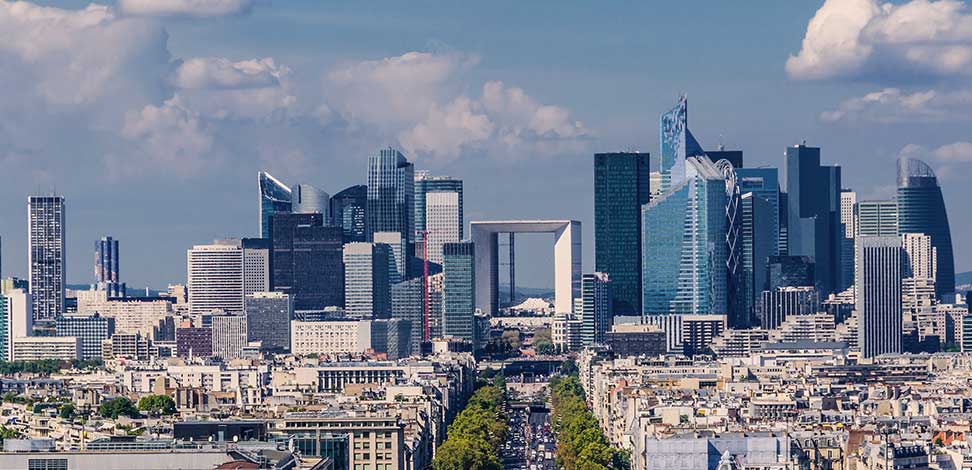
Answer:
[
  {"xmin": 594, "ymin": 152, "xmax": 651, "ymax": 316},
  {"xmin": 269, "ymin": 213, "xmax": 344, "ymax": 310},
  {"xmin": 642, "ymin": 157, "xmax": 728, "ymax": 316},
  {"xmin": 658, "ymin": 96, "xmax": 705, "ymax": 192},
  {"xmin": 897, "ymin": 157, "xmax": 955, "ymax": 298},
  {"xmin": 258, "ymin": 172, "xmax": 292, "ymax": 239},
  {"xmin": 442, "ymin": 242, "xmax": 475, "ymax": 344},
  {"xmin": 330, "ymin": 185, "xmax": 367, "ymax": 243},
  {"xmin": 367, "ymin": 148, "xmax": 415, "ymax": 276},
  {"xmin": 414, "ymin": 172, "xmax": 463, "ymax": 240}
]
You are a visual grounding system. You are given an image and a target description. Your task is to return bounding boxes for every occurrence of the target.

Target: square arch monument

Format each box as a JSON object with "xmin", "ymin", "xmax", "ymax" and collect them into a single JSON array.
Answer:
[{"xmin": 470, "ymin": 220, "xmax": 581, "ymax": 315}]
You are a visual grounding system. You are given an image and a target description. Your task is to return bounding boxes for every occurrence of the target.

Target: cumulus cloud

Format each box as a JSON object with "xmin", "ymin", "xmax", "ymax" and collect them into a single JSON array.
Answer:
[
  {"xmin": 898, "ymin": 141, "xmax": 972, "ymax": 181},
  {"xmin": 788, "ymin": 0, "xmax": 972, "ymax": 81},
  {"xmin": 171, "ymin": 57, "xmax": 283, "ymax": 90},
  {"xmin": 120, "ymin": 97, "xmax": 214, "ymax": 176},
  {"xmin": 172, "ymin": 57, "xmax": 297, "ymax": 120},
  {"xmin": 330, "ymin": 52, "xmax": 592, "ymax": 164},
  {"xmin": 117, "ymin": 0, "xmax": 257, "ymax": 18},
  {"xmin": 820, "ymin": 87, "xmax": 972, "ymax": 122}
]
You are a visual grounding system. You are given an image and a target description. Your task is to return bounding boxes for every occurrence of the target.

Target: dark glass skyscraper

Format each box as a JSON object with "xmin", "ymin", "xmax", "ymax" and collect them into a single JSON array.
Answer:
[
  {"xmin": 897, "ymin": 157, "xmax": 955, "ymax": 298},
  {"xmin": 367, "ymin": 148, "xmax": 414, "ymax": 276},
  {"xmin": 442, "ymin": 242, "xmax": 475, "ymax": 344},
  {"xmin": 270, "ymin": 213, "xmax": 344, "ymax": 310},
  {"xmin": 330, "ymin": 185, "xmax": 367, "ymax": 243},
  {"xmin": 705, "ymin": 149, "xmax": 744, "ymax": 169},
  {"xmin": 259, "ymin": 172, "xmax": 292, "ymax": 239},
  {"xmin": 594, "ymin": 152, "xmax": 651, "ymax": 315},
  {"xmin": 783, "ymin": 143, "xmax": 842, "ymax": 295}
]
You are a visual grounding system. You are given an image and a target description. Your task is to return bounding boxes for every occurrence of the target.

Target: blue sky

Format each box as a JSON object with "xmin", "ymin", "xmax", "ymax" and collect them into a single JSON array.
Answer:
[{"xmin": 0, "ymin": 0, "xmax": 970, "ymax": 289}]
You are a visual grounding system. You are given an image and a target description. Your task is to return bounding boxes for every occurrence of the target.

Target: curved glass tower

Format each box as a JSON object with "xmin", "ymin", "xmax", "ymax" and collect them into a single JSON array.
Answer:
[
  {"xmin": 259, "ymin": 172, "xmax": 292, "ymax": 239},
  {"xmin": 293, "ymin": 184, "xmax": 330, "ymax": 219},
  {"xmin": 897, "ymin": 157, "xmax": 954, "ymax": 297}
]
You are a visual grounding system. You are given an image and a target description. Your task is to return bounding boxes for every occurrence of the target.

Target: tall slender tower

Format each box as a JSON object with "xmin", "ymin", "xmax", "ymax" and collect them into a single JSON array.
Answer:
[
  {"xmin": 367, "ymin": 148, "xmax": 414, "ymax": 276},
  {"xmin": 258, "ymin": 172, "xmax": 292, "ymax": 239},
  {"xmin": 856, "ymin": 236, "xmax": 902, "ymax": 358},
  {"xmin": 95, "ymin": 236, "xmax": 125, "ymax": 297},
  {"xmin": 594, "ymin": 152, "xmax": 651, "ymax": 316},
  {"xmin": 897, "ymin": 157, "xmax": 954, "ymax": 298},
  {"xmin": 28, "ymin": 195, "xmax": 66, "ymax": 323}
]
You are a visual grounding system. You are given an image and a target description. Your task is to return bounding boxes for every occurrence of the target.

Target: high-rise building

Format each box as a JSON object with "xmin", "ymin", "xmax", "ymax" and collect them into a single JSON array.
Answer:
[
  {"xmin": 187, "ymin": 239, "xmax": 268, "ymax": 315},
  {"xmin": 343, "ymin": 243, "xmax": 391, "ymax": 319},
  {"xmin": 642, "ymin": 157, "xmax": 728, "ymax": 316},
  {"xmin": 391, "ymin": 276, "xmax": 440, "ymax": 355},
  {"xmin": 442, "ymin": 242, "xmax": 475, "ymax": 343},
  {"xmin": 856, "ymin": 236, "xmax": 903, "ymax": 358},
  {"xmin": 245, "ymin": 291, "xmax": 293, "ymax": 352},
  {"xmin": 901, "ymin": 233, "xmax": 937, "ymax": 280},
  {"xmin": 270, "ymin": 213, "xmax": 344, "ymax": 310},
  {"xmin": 414, "ymin": 172, "xmax": 463, "ymax": 241},
  {"xmin": 293, "ymin": 184, "xmax": 330, "ymax": 219},
  {"xmin": 738, "ymin": 192, "xmax": 777, "ymax": 328},
  {"xmin": 373, "ymin": 231, "xmax": 405, "ymax": 284},
  {"xmin": 56, "ymin": 314, "xmax": 114, "ymax": 360},
  {"xmin": 580, "ymin": 272, "xmax": 612, "ymax": 346},
  {"xmin": 1, "ymin": 289, "xmax": 32, "ymax": 361},
  {"xmin": 367, "ymin": 148, "xmax": 414, "ymax": 276},
  {"xmin": 176, "ymin": 327, "xmax": 212, "ymax": 358},
  {"xmin": 766, "ymin": 256, "xmax": 815, "ymax": 290},
  {"xmin": 258, "ymin": 172, "xmax": 292, "ymax": 239},
  {"xmin": 783, "ymin": 143, "xmax": 842, "ymax": 295},
  {"xmin": 94, "ymin": 236, "xmax": 125, "ymax": 297},
  {"xmin": 715, "ymin": 160, "xmax": 744, "ymax": 329},
  {"xmin": 657, "ymin": 96, "xmax": 705, "ymax": 192},
  {"xmin": 758, "ymin": 286, "xmax": 819, "ymax": 330},
  {"xmin": 593, "ymin": 152, "xmax": 651, "ymax": 316},
  {"xmin": 897, "ymin": 157, "xmax": 955, "ymax": 298},
  {"xmin": 211, "ymin": 312, "xmax": 248, "ymax": 359},
  {"xmin": 28, "ymin": 195, "xmax": 66, "ymax": 322},
  {"xmin": 839, "ymin": 190, "xmax": 857, "ymax": 291},
  {"xmin": 705, "ymin": 148, "xmax": 744, "ymax": 169},
  {"xmin": 855, "ymin": 200, "xmax": 898, "ymax": 237},
  {"xmin": 329, "ymin": 185, "xmax": 367, "ymax": 243},
  {"xmin": 424, "ymin": 191, "xmax": 461, "ymax": 266},
  {"xmin": 736, "ymin": 168, "xmax": 781, "ymax": 256}
]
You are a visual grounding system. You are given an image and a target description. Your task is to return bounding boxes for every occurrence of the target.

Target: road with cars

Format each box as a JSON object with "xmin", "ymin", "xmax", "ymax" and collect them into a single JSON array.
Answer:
[{"xmin": 502, "ymin": 394, "xmax": 556, "ymax": 470}]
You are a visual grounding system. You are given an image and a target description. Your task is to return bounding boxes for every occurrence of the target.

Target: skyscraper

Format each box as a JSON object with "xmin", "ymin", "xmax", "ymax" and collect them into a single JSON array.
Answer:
[
  {"xmin": 738, "ymin": 192, "xmax": 777, "ymax": 328},
  {"xmin": 391, "ymin": 276, "xmax": 440, "ymax": 355},
  {"xmin": 245, "ymin": 291, "xmax": 293, "ymax": 352},
  {"xmin": 839, "ymin": 190, "xmax": 857, "ymax": 291},
  {"xmin": 736, "ymin": 168, "xmax": 781, "ymax": 255},
  {"xmin": 187, "ymin": 239, "xmax": 268, "ymax": 315},
  {"xmin": 855, "ymin": 200, "xmax": 898, "ymax": 237},
  {"xmin": 594, "ymin": 152, "xmax": 651, "ymax": 316},
  {"xmin": 580, "ymin": 272, "xmax": 612, "ymax": 346},
  {"xmin": 783, "ymin": 143, "xmax": 842, "ymax": 295},
  {"xmin": 258, "ymin": 172, "xmax": 292, "ymax": 239},
  {"xmin": 367, "ymin": 148, "xmax": 414, "ymax": 275},
  {"xmin": 424, "ymin": 191, "xmax": 461, "ymax": 266},
  {"xmin": 414, "ymin": 172, "xmax": 463, "ymax": 240},
  {"xmin": 705, "ymin": 148, "xmax": 744, "ymax": 169},
  {"xmin": 657, "ymin": 96, "xmax": 705, "ymax": 192},
  {"xmin": 642, "ymin": 157, "xmax": 728, "ymax": 316},
  {"xmin": 28, "ymin": 195, "xmax": 66, "ymax": 322},
  {"xmin": 442, "ymin": 242, "xmax": 475, "ymax": 343},
  {"xmin": 94, "ymin": 236, "xmax": 125, "ymax": 297},
  {"xmin": 1, "ymin": 289, "xmax": 33, "ymax": 361},
  {"xmin": 897, "ymin": 157, "xmax": 955, "ymax": 298},
  {"xmin": 374, "ymin": 231, "xmax": 405, "ymax": 285},
  {"xmin": 758, "ymin": 286, "xmax": 819, "ymax": 330},
  {"xmin": 715, "ymin": 160, "xmax": 744, "ymax": 329},
  {"xmin": 293, "ymin": 183, "xmax": 330, "ymax": 219},
  {"xmin": 56, "ymin": 314, "xmax": 114, "ymax": 360},
  {"xmin": 856, "ymin": 236, "xmax": 903, "ymax": 358},
  {"xmin": 329, "ymin": 185, "xmax": 367, "ymax": 243},
  {"xmin": 901, "ymin": 233, "xmax": 937, "ymax": 280},
  {"xmin": 766, "ymin": 256, "xmax": 815, "ymax": 291},
  {"xmin": 270, "ymin": 213, "xmax": 344, "ymax": 310},
  {"xmin": 343, "ymin": 242, "xmax": 391, "ymax": 319},
  {"xmin": 211, "ymin": 312, "xmax": 248, "ymax": 359}
]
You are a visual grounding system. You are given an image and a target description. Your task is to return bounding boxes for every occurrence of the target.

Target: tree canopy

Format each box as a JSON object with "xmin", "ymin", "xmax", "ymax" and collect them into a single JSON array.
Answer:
[
  {"xmin": 550, "ymin": 375, "xmax": 627, "ymax": 470},
  {"xmin": 137, "ymin": 395, "xmax": 176, "ymax": 416},
  {"xmin": 98, "ymin": 397, "xmax": 140, "ymax": 420},
  {"xmin": 432, "ymin": 383, "xmax": 508, "ymax": 470}
]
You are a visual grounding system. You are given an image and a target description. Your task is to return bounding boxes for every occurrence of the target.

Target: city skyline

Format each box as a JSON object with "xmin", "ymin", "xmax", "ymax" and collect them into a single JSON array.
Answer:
[{"xmin": 0, "ymin": 0, "xmax": 970, "ymax": 292}]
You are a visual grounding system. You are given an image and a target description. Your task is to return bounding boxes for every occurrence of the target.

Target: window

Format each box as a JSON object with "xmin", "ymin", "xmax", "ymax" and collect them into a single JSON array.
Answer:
[{"xmin": 28, "ymin": 459, "xmax": 68, "ymax": 470}]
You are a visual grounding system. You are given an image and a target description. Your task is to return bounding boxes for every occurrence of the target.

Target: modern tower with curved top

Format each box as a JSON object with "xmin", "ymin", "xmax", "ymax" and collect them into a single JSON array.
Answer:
[{"xmin": 897, "ymin": 157, "xmax": 955, "ymax": 298}]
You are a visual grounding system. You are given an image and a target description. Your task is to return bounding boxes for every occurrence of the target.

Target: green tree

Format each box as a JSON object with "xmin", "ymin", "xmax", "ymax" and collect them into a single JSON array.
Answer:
[
  {"xmin": 98, "ymin": 397, "xmax": 140, "ymax": 419},
  {"xmin": 137, "ymin": 395, "xmax": 176, "ymax": 416},
  {"xmin": 432, "ymin": 436, "xmax": 501, "ymax": 470},
  {"xmin": 59, "ymin": 404, "xmax": 76, "ymax": 420},
  {"xmin": 0, "ymin": 426, "xmax": 21, "ymax": 440}
]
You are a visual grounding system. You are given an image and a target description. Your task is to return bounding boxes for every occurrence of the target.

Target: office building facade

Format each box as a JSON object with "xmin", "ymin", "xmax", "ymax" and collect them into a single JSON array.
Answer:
[
  {"xmin": 594, "ymin": 152, "xmax": 651, "ymax": 316},
  {"xmin": 580, "ymin": 272, "xmax": 612, "ymax": 346},
  {"xmin": 424, "ymin": 191, "xmax": 461, "ymax": 266},
  {"xmin": 329, "ymin": 185, "xmax": 367, "ymax": 243},
  {"xmin": 855, "ymin": 200, "xmax": 898, "ymax": 237},
  {"xmin": 56, "ymin": 314, "xmax": 114, "ymax": 360},
  {"xmin": 658, "ymin": 96, "xmax": 705, "ymax": 192},
  {"xmin": 856, "ymin": 236, "xmax": 903, "ymax": 358},
  {"xmin": 901, "ymin": 233, "xmax": 937, "ymax": 280},
  {"xmin": 258, "ymin": 172, "xmax": 292, "ymax": 239},
  {"xmin": 442, "ymin": 242, "xmax": 475, "ymax": 343},
  {"xmin": 0, "ymin": 290, "xmax": 32, "ymax": 361},
  {"xmin": 187, "ymin": 239, "xmax": 268, "ymax": 315},
  {"xmin": 343, "ymin": 243, "xmax": 391, "ymax": 319},
  {"xmin": 270, "ymin": 213, "xmax": 344, "ymax": 310},
  {"xmin": 367, "ymin": 148, "xmax": 414, "ymax": 274},
  {"xmin": 94, "ymin": 236, "xmax": 125, "ymax": 297},
  {"xmin": 783, "ymin": 144, "xmax": 842, "ymax": 295},
  {"xmin": 414, "ymin": 172, "xmax": 463, "ymax": 240},
  {"xmin": 758, "ymin": 286, "xmax": 820, "ymax": 330},
  {"xmin": 292, "ymin": 183, "xmax": 330, "ymax": 219},
  {"xmin": 211, "ymin": 312, "xmax": 248, "ymax": 359},
  {"xmin": 897, "ymin": 157, "xmax": 955, "ymax": 298},
  {"xmin": 642, "ymin": 157, "xmax": 728, "ymax": 316},
  {"xmin": 28, "ymin": 195, "xmax": 66, "ymax": 322},
  {"xmin": 244, "ymin": 292, "xmax": 293, "ymax": 352}
]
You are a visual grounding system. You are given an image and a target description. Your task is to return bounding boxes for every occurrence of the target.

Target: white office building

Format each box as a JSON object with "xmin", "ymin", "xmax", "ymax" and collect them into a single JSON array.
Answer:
[
  {"xmin": 211, "ymin": 312, "xmax": 248, "ymax": 359},
  {"xmin": 343, "ymin": 242, "xmax": 391, "ymax": 319},
  {"xmin": 856, "ymin": 236, "xmax": 903, "ymax": 358},
  {"xmin": 1, "ymin": 289, "xmax": 33, "ymax": 361},
  {"xmin": 28, "ymin": 195, "xmax": 66, "ymax": 322},
  {"xmin": 188, "ymin": 239, "xmax": 269, "ymax": 315},
  {"xmin": 425, "ymin": 191, "xmax": 460, "ymax": 265}
]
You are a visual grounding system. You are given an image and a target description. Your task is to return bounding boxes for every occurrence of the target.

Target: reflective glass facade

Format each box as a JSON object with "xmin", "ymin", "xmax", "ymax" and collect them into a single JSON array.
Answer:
[
  {"xmin": 897, "ymin": 157, "xmax": 955, "ymax": 298},
  {"xmin": 642, "ymin": 157, "xmax": 728, "ymax": 316},
  {"xmin": 442, "ymin": 242, "xmax": 475, "ymax": 343},
  {"xmin": 258, "ymin": 172, "xmax": 292, "ymax": 239},
  {"xmin": 594, "ymin": 152, "xmax": 651, "ymax": 315},
  {"xmin": 270, "ymin": 213, "xmax": 344, "ymax": 310},
  {"xmin": 367, "ymin": 149, "xmax": 414, "ymax": 276},
  {"xmin": 414, "ymin": 172, "xmax": 463, "ymax": 240},
  {"xmin": 329, "ymin": 185, "xmax": 367, "ymax": 243},
  {"xmin": 658, "ymin": 96, "xmax": 704, "ymax": 192}
]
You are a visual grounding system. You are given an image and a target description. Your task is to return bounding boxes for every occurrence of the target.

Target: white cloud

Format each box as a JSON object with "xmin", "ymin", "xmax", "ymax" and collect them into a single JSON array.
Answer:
[
  {"xmin": 788, "ymin": 0, "xmax": 972, "ymax": 81},
  {"xmin": 120, "ymin": 97, "xmax": 214, "ymax": 176},
  {"xmin": 820, "ymin": 87, "xmax": 972, "ymax": 122},
  {"xmin": 172, "ymin": 57, "xmax": 297, "ymax": 120},
  {"xmin": 117, "ymin": 0, "xmax": 256, "ymax": 18},
  {"xmin": 171, "ymin": 57, "xmax": 282, "ymax": 90},
  {"xmin": 398, "ymin": 97, "xmax": 494, "ymax": 162},
  {"xmin": 898, "ymin": 141, "xmax": 972, "ymax": 181}
]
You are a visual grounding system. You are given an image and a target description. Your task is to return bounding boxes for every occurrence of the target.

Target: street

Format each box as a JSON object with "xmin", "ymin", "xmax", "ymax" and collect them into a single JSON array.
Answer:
[{"xmin": 502, "ymin": 406, "xmax": 556, "ymax": 470}]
